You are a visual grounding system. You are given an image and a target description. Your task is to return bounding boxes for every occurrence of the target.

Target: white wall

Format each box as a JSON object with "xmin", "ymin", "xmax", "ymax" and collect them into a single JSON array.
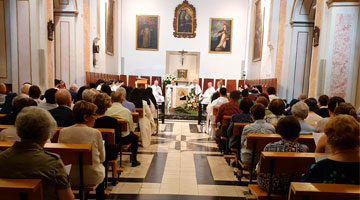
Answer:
[
  {"xmin": 120, "ymin": 0, "xmax": 249, "ymax": 79},
  {"xmin": 246, "ymin": 0, "xmax": 277, "ymax": 80}
]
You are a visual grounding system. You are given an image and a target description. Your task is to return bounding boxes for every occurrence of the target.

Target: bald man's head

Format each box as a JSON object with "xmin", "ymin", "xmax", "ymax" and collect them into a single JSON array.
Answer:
[
  {"xmin": 55, "ymin": 89, "xmax": 72, "ymax": 107},
  {"xmin": 298, "ymin": 93, "xmax": 307, "ymax": 101}
]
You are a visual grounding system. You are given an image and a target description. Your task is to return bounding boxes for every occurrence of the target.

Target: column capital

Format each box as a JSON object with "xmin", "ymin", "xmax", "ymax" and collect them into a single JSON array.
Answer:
[{"xmin": 327, "ymin": 0, "xmax": 360, "ymax": 8}]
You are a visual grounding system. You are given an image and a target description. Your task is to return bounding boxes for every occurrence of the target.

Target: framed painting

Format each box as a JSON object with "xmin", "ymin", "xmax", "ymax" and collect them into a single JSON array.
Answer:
[
  {"xmin": 173, "ymin": 0, "xmax": 197, "ymax": 38},
  {"xmin": 105, "ymin": 0, "xmax": 115, "ymax": 55},
  {"xmin": 209, "ymin": 18, "xmax": 233, "ymax": 54},
  {"xmin": 252, "ymin": 0, "xmax": 264, "ymax": 61},
  {"xmin": 136, "ymin": 15, "xmax": 159, "ymax": 51}
]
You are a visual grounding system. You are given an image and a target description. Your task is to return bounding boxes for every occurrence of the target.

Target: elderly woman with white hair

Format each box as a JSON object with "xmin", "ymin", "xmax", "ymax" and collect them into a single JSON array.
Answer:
[
  {"xmin": 82, "ymin": 88, "xmax": 99, "ymax": 103},
  {"xmin": 291, "ymin": 102, "xmax": 315, "ymax": 134},
  {"xmin": 0, "ymin": 106, "xmax": 74, "ymax": 200}
]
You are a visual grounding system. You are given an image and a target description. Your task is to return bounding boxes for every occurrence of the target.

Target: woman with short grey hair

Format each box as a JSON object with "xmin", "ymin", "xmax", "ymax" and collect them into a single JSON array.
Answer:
[
  {"xmin": 291, "ymin": 102, "xmax": 315, "ymax": 134},
  {"xmin": 0, "ymin": 106, "xmax": 74, "ymax": 200},
  {"xmin": 16, "ymin": 106, "xmax": 57, "ymax": 141},
  {"xmin": 82, "ymin": 88, "xmax": 98, "ymax": 103}
]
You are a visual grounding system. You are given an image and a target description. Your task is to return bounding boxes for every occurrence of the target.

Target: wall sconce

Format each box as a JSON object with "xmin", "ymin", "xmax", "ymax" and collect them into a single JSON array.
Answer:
[
  {"xmin": 47, "ymin": 20, "xmax": 55, "ymax": 41},
  {"xmin": 313, "ymin": 26, "xmax": 320, "ymax": 47},
  {"xmin": 93, "ymin": 37, "xmax": 100, "ymax": 67}
]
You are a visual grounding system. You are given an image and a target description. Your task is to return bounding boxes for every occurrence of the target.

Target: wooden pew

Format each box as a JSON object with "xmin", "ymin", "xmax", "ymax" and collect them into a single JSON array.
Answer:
[
  {"xmin": 0, "ymin": 114, "xmax": 5, "ymax": 122},
  {"xmin": 0, "ymin": 178, "xmax": 43, "ymax": 200},
  {"xmin": 0, "ymin": 124, "xmax": 13, "ymax": 132},
  {"xmin": 232, "ymin": 122, "xmax": 251, "ymax": 180},
  {"xmin": 0, "ymin": 142, "xmax": 92, "ymax": 200},
  {"xmin": 245, "ymin": 133, "xmax": 316, "ymax": 184},
  {"xmin": 288, "ymin": 182, "xmax": 360, "ymax": 200},
  {"xmin": 233, "ymin": 122, "xmax": 250, "ymax": 137},
  {"xmin": 248, "ymin": 152, "xmax": 330, "ymax": 200},
  {"xmin": 213, "ymin": 107, "xmax": 219, "ymax": 116},
  {"xmin": 135, "ymin": 109, "xmax": 143, "ymax": 119},
  {"xmin": 220, "ymin": 115, "xmax": 232, "ymax": 157}
]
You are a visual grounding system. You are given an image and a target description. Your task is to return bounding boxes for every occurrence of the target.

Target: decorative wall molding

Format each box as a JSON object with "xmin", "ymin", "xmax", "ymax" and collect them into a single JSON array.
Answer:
[
  {"xmin": 16, "ymin": 0, "xmax": 32, "ymax": 87},
  {"xmin": 326, "ymin": 0, "xmax": 360, "ymax": 8},
  {"xmin": 0, "ymin": 0, "xmax": 7, "ymax": 79},
  {"xmin": 54, "ymin": 0, "xmax": 78, "ymax": 15},
  {"xmin": 291, "ymin": 0, "xmax": 316, "ymax": 24}
]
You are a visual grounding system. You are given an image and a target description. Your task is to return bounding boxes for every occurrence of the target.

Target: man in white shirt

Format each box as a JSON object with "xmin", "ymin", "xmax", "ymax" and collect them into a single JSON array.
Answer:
[
  {"xmin": 202, "ymin": 82, "xmax": 216, "ymax": 105},
  {"xmin": 206, "ymin": 88, "xmax": 228, "ymax": 137},
  {"xmin": 267, "ymin": 87, "xmax": 280, "ymax": 102},
  {"xmin": 105, "ymin": 90, "xmax": 140, "ymax": 167},
  {"xmin": 151, "ymin": 80, "xmax": 164, "ymax": 103},
  {"xmin": 189, "ymin": 79, "xmax": 202, "ymax": 95},
  {"xmin": 304, "ymin": 98, "xmax": 323, "ymax": 126}
]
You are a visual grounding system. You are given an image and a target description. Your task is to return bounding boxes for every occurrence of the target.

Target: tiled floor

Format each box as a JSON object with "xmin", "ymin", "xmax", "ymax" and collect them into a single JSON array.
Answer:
[{"xmin": 108, "ymin": 120, "xmax": 248, "ymax": 199}]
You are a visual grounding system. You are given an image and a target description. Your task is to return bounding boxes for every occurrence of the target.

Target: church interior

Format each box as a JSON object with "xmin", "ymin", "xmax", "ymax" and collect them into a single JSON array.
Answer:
[{"xmin": 0, "ymin": 0, "xmax": 359, "ymax": 200}]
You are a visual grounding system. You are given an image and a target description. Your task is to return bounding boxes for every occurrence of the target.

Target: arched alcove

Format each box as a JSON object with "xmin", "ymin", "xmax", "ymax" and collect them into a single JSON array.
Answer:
[{"xmin": 287, "ymin": 0, "xmax": 316, "ymax": 100}]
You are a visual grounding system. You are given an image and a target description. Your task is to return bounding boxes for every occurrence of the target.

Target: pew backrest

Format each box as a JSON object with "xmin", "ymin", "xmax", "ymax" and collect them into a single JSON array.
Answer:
[
  {"xmin": 259, "ymin": 152, "xmax": 330, "ymax": 174},
  {"xmin": 222, "ymin": 115, "xmax": 232, "ymax": 127},
  {"xmin": 132, "ymin": 112, "xmax": 140, "ymax": 123},
  {"xmin": 246, "ymin": 133, "xmax": 316, "ymax": 152},
  {"xmin": 52, "ymin": 127, "xmax": 115, "ymax": 145},
  {"xmin": 0, "ymin": 178, "xmax": 43, "ymax": 200},
  {"xmin": 289, "ymin": 182, "xmax": 360, "ymax": 200},
  {"xmin": 0, "ymin": 124, "xmax": 13, "ymax": 132},
  {"xmin": 233, "ymin": 122, "xmax": 250, "ymax": 136},
  {"xmin": 135, "ymin": 108, "xmax": 143, "ymax": 119},
  {"xmin": 0, "ymin": 141, "xmax": 92, "ymax": 165}
]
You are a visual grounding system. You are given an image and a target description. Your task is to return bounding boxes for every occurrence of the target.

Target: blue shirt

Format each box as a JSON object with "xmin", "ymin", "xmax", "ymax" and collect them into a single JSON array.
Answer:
[
  {"xmin": 122, "ymin": 100, "xmax": 136, "ymax": 113},
  {"xmin": 299, "ymin": 120, "xmax": 315, "ymax": 134},
  {"xmin": 241, "ymin": 119, "xmax": 276, "ymax": 165}
]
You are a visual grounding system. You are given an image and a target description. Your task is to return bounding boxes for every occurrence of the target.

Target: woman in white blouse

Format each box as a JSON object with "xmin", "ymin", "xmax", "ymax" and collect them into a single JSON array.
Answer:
[{"xmin": 58, "ymin": 100, "xmax": 105, "ymax": 191}]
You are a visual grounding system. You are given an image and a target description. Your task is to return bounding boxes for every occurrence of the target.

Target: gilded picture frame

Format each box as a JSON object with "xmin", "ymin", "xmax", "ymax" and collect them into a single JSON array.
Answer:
[
  {"xmin": 252, "ymin": 0, "xmax": 264, "ymax": 61},
  {"xmin": 136, "ymin": 15, "xmax": 159, "ymax": 51},
  {"xmin": 105, "ymin": 0, "xmax": 115, "ymax": 56},
  {"xmin": 209, "ymin": 18, "xmax": 233, "ymax": 54},
  {"xmin": 173, "ymin": 0, "xmax": 197, "ymax": 38}
]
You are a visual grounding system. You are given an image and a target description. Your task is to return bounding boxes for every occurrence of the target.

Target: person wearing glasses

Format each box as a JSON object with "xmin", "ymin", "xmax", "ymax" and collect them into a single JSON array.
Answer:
[{"xmin": 58, "ymin": 100, "xmax": 105, "ymax": 198}]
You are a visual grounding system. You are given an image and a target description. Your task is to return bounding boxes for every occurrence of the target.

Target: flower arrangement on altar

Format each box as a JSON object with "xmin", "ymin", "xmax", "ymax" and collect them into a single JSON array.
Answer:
[
  {"xmin": 174, "ymin": 91, "xmax": 202, "ymax": 114},
  {"xmin": 163, "ymin": 73, "xmax": 176, "ymax": 85}
]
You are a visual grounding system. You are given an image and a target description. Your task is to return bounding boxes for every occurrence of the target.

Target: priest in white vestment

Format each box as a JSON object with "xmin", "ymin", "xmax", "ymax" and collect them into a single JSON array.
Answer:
[
  {"xmin": 151, "ymin": 80, "xmax": 164, "ymax": 103},
  {"xmin": 189, "ymin": 79, "xmax": 202, "ymax": 95},
  {"xmin": 202, "ymin": 82, "xmax": 216, "ymax": 105}
]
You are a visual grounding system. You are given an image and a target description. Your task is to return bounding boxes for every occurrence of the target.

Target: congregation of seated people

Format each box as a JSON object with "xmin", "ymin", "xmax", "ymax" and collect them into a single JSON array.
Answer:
[
  {"xmin": 0, "ymin": 80, "xmax": 359, "ymax": 199},
  {"xmin": 0, "ymin": 79, "xmax": 161, "ymax": 200},
  {"xmin": 205, "ymin": 85, "xmax": 359, "ymax": 196}
]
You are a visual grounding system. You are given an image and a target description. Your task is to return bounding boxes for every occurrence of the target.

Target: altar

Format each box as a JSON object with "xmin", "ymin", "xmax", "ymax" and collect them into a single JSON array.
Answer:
[{"xmin": 166, "ymin": 85, "xmax": 191, "ymax": 108}]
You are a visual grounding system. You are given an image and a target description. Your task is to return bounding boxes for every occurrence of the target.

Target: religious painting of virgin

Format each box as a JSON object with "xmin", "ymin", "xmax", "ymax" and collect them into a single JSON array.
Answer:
[
  {"xmin": 173, "ymin": 0, "xmax": 197, "ymax": 38},
  {"xmin": 209, "ymin": 18, "xmax": 233, "ymax": 54},
  {"xmin": 105, "ymin": 0, "xmax": 115, "ymax": 55},
  {"xmin": 252, "ymin": 0, "xmax": 264, "ymax": 61},
  {"xmin": 136, "ymin": 15, "xmax": 159, "ymax": 51}
]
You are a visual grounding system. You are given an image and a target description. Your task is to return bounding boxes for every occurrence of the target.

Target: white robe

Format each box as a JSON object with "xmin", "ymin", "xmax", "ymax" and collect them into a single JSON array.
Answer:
[
  {"xmin": 189, "ymin": 84, "xmax": 202, "ymax": 95},
  {"xmin": 165, "ymin": 85, "xmax": 175, "ymax": 108},
  {"xmin": 206, "ymin": 96, "xmax": 229, "ymax": 137},
  {"xmin": 151, "ymin": 85, "xmax": 164, "ymax": 103},
  {"xmin": 202, "ymin": 86, "xmax": 216, "ymax": 105},
  {"xmin": 139, "ymin": 101, "xmax": 155, "ymax": 148},
  {"xmin": 149, "ymin": 101, "xmax": 157, "ymax": 134}
]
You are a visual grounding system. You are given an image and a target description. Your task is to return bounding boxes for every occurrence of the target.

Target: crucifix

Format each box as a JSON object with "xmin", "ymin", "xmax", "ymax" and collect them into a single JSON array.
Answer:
[{"xmin": 178, "ymin": 49, "xmax": 188, "ymax": 66}]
